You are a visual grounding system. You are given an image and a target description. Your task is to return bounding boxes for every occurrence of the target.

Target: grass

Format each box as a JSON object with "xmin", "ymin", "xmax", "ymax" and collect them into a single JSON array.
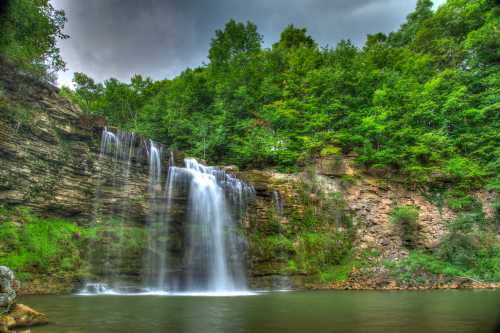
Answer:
[
  {"xmin": 385, "ymin": 248, "xmax": 500, "ymax": 284},
  {"xmin": 319, "ymin": 261, "xmax": 354, "ymax": 283},
  {"xmin": 0, "ymin": 206, "xmax": 83, "ymax": 280},
  {"xmin": 0, "ymin": 206, "xmax": 147, "ymax": 281}
]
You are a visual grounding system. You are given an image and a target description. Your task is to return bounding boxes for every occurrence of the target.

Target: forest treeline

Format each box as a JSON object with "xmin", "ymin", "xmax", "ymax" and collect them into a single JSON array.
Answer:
[{"xmin": 1, "ymin": 0, "xmax": 499, "ymax": 191}]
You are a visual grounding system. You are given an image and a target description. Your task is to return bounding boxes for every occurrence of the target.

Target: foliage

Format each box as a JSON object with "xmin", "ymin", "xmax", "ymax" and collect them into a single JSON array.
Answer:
[
  {"xmin": 387, "ymin": 212, "xmax": 500, "ymax": 283},
  {"xmin": 0, "ymin": 206, "xmax": 81, "ymax": 280},
  {"xmin": 390, "ymin": 205, "xmax": 419, "ymax": 248},
  {"xmin": 60, "ymin": 0, "xmax": 498, "ymax": 192},
  {"xmin": 0, "ymin": 206, "xmax": 146, "ymax": 281},
  {"xmin": 386, "ymin": 251, "xmax": 464, "ymax": 285},
  {"xmin": 295, "ymin": 232, "xmax": 351, "ymax": 272},
  {"xmin": 0, "ymin": 0, "xmax": 67, "ymax": 81},
  {"xmin": 249, "ymin": 172, "xmax": 354, "ymax": 281},
  {"xmin": 319, "ymin": 260, "xmax": 354, "ymax": 284},
  {"xmin": 249, "ymin": 234, "xmax": 295, "ymax": 262}
]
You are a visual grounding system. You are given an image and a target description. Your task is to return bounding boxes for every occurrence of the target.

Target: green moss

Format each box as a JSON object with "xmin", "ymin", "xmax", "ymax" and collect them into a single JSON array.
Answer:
[
  {"xmin": 249, "ymin": 170, "xmax": 355, "ymax": 283},
  {"xmin": 287, "ymin": 259, "xmax": 298, "ymax": 273}
]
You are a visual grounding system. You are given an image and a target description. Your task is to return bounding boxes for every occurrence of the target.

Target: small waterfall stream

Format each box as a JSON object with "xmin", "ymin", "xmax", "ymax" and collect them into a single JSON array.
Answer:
[
  {"xmin": 82, "ymin": 129, "xmax": 254, "ymax": 295},
  {"xmin": 144, "ymin": 140, "xmax": 170, "ymax": 291},
  {"xmin": 87, "ymin": 128, "xmax": 137, "ymax": 289},
  {"xmin": 271, "ymin": 190, "xmax": 292, "ymax": 290}
]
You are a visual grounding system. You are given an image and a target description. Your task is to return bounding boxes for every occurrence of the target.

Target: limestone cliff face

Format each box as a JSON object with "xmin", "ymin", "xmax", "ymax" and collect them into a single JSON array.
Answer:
[
  {"xmin": 0, "ymin": 56, "xmax": 151, "ymax": 223},
  {"xmin": 238, "ymin": 157, "xmax": 497, "ymax": 289}
]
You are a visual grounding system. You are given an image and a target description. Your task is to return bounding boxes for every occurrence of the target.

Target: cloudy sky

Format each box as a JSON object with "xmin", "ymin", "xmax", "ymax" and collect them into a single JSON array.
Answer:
[{"xmin": 51, "ymin": 0, "xmax": 446, "ymax": 87}]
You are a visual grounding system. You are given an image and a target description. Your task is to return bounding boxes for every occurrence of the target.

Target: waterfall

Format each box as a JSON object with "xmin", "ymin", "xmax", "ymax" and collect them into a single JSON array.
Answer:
[
  {"xmin": 166, "ymin": 158, "xmax": 254, "ymax": 292},
  {"xmin": 82, "ymin": 128, "xmax": 254, "ymax": 295},
  {"xmin": 272, "ymin": 190, "xmax": 284, "ymax": 218},
  {"xmin": 88, "ymin": 128, "xmax": 136, "ymax": 288},
  {"xmin": 144, "ymin": 140, "xmax": 170, "ymax": 291},
  {"xmin": 271, "ymin": 190, "xmax": 292, "ymax": 291}
]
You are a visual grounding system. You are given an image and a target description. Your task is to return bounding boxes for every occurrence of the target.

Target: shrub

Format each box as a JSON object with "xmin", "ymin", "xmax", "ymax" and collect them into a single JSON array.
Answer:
[
  {"xmin": 295, "ymin": 232, "xmax": 351, "ymax": 272},
  {"xmin": 0, "ymin": 206, "xmax": 82, "ymax": 279},
  {"xmin": 390, "ymin": 205, "xmax": 419, "ymax": 248},
  {"xmin": 437, "ymin": 232, "xmax": 479, "ymax": 268},
  {"xmin": 386, "ymin": 251, "xmax": 457, "ymax": 285},
  {"xmin": 319, "ymin": 261, "xmax": 354, "ymax": 283},
  {"xmin": 435, "ymin": 213, "xmax": 499, "ymax": 281},
  {"xmin": 444, "ymin": 189, "xmax": 482, "ymax": 213},
  {"xmin": 250, "ymin": 234, "xmax": 295, "ymax": 261}
]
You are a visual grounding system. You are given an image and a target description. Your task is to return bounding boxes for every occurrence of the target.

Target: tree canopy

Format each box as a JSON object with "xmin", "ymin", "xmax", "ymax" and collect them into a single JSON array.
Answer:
[
  {"xmin": 59, "ymin": 0, "xmax": 499, "ymax": 191},
  {"xmin": 0, "ymin": 0, "xmax": 68, "ymax": 81}
]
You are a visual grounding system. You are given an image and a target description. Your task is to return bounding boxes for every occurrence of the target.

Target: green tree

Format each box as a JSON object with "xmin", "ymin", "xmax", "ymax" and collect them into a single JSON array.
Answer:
[
  {"xmin": 0, "ymin": 0, "xmax": 68, "ymax": 81},
  {"xmin": 208, "ymin": 20, "xmax": 262, "ymax": 68}
]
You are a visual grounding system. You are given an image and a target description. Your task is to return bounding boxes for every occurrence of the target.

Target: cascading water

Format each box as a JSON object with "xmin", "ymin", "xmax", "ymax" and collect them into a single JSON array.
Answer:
[
  {"xmin": 161, "ymin": 158, "xmax": 254, "ymax": 293},
  {"xmin": 85, "ymin": 128, "xmax": 137, "ymax": 292},
  {"xmin": 82, "ymin": 128, "xmax": 254, "ymax": 295},
  {"xmin": 272, "ymin": 190, "xmax": 284, "ymax": 218},
  {"xmin": 271, "ymin": 190, "xmax": 292, "ymax": 291},
  {"xmin": 144, "ymin": 140, "xmax": 170, "ymax": 291}
]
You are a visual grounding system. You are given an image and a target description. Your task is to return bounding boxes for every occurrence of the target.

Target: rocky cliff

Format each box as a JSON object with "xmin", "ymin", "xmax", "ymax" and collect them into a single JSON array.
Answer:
[
  {"xmin": 0, "ymin": 56, "xmax": 153, "ymax": 223},
  {"xmin": 0, "ymin": 56, "xmax": 497, "ymax": 293}
]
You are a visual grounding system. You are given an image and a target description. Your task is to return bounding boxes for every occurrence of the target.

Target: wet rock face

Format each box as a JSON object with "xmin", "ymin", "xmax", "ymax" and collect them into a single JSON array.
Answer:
[{"xmin": 238, "ymin": 160, "xmax": 469, "ymax": 288}]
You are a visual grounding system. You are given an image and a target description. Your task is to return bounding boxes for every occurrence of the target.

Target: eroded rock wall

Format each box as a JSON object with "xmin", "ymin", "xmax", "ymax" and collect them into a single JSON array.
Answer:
[{"xmin": 238, "ymin": 155, "xmax": 489, "ymax": 289}]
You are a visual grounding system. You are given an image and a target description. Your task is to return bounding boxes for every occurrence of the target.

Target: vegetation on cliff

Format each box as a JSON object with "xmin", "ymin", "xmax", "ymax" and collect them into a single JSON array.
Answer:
[
  {"xmin": 387, "ymin": 195, "xmax": 499, "ymax": 284},
  {"xmin": 0, "ymin": 206, "xmax": 145, "ymax": 287},
  {"xmin": 57, "ymin": 0, "xmax": 499, "ymax": 286}
]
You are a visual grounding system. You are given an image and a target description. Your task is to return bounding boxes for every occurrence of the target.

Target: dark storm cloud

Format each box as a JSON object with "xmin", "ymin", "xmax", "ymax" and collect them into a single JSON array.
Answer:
[{"xmin": 51, "ymin": 0, "xmax": 445, "ymax": 86}]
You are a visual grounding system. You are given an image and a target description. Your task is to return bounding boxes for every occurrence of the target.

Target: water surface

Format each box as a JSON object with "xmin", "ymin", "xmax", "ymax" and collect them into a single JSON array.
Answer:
[{"xmin": 20, "ymin": 290, "xmax": 500, "ymax": 333}]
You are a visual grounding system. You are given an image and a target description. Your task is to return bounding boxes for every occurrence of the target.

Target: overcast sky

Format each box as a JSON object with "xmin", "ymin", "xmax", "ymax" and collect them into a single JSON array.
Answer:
[{"xmin": 51, "ymin": 0, "xmax": 446, "ymax": 87}]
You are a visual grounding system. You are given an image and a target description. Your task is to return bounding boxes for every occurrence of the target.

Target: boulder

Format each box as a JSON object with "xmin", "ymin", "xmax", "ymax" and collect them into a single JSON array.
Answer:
[
  {"xmin": 0, "ymin": 267, "xmax": 16, "ymax": 314},
  {"xmin": 3, "ymin": 304, "xmax": 48, "ymax": 330},
  {"xmin": 0, "ymin": 267, "xmax": 48, "ymax": 332}
]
